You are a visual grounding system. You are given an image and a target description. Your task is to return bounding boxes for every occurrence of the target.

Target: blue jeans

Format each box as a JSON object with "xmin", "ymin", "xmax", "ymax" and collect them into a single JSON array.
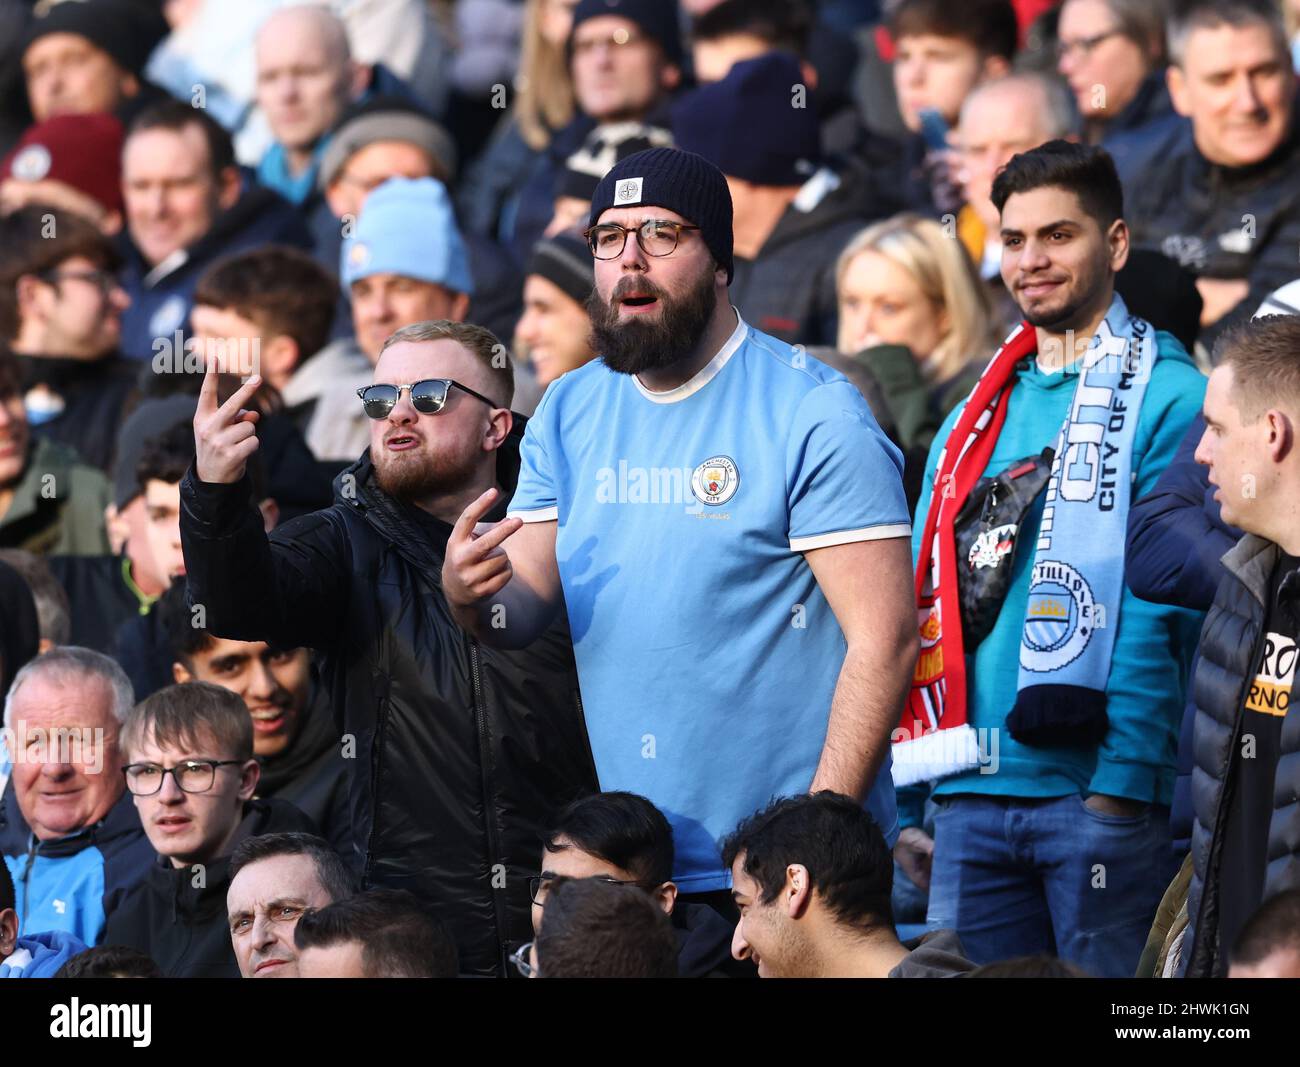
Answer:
[{"xmin": 925, "ymin": 794, "xmax": 1179, "ymax": 978}]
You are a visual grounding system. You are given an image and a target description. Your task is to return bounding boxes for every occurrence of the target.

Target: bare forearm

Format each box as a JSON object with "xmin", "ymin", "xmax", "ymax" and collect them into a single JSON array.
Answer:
[{"xmin": 810, "ymin": 633, "xmax": 917, "ymax": 800}]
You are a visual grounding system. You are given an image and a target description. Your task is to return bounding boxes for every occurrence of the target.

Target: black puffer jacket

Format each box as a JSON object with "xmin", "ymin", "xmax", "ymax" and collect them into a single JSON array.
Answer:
[
  {"xmin": 178, "ymin": 426, "xmax": 598, "ymax": 977},
  {"xmin": 1184, "ymin": 534, "xmax": 1300, "ymax": 977},
  {"xmin": 1114, "ymin": 116, "xmax": 1300, "ymax": 334}
]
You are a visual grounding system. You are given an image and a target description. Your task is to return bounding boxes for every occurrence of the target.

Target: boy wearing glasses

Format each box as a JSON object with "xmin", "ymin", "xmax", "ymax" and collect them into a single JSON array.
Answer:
[
  {"xmin": 0, "ymin": 206, "xmax": 135, "ymax": 473},
  {"xmin": 103, "ymin": 682, "xmax": 317, "ymax": 977}
]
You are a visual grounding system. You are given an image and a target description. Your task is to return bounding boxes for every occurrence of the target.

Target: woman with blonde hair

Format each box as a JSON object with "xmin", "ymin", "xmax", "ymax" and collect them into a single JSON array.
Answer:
[
  {"xmin": 459, "ymin": 0, "xmax": 580, "ymax": 238},
  {"xmin": 834, "ymin": 213, "xmax": 995, "ymax": 452}
]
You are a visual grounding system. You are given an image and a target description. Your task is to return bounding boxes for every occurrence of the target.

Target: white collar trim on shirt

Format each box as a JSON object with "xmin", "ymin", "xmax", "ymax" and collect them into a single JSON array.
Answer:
[{"xmin": 631, "ymin": 308, "xmax": 747, "ymax": 405}]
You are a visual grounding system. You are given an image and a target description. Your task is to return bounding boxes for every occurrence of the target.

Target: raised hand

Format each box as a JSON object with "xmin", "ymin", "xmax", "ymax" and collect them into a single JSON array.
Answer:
[
  {"xmin": 193, "ymin": 359, "xmax": 262, "ymax": 484},
  {"xmin": 443, "ymin": 488, "xmax": 524, "ymax": 609}
]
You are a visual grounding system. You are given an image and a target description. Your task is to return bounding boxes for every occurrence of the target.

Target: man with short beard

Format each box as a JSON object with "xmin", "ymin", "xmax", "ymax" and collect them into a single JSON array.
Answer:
[
  {"xmin": 444, "ymin": 147, "xmax": 917, "ymax": 914},
  {"xmin": 900, "ymin": 141, "xmax": 1204, "ymax": 977},
  {"xmin": 175, "ymin": 320, "xmax": 598, "ymax": 977}
]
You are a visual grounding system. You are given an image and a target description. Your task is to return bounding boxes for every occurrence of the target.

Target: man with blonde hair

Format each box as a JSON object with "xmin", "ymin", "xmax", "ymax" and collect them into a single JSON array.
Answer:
[
  {"xmin": 179, "ymin": 320, "xmax": 597, "ymax": 976},
  {"xmin": 1183, "ymin": 315, "xmax": 1300, "ymax": 975}
]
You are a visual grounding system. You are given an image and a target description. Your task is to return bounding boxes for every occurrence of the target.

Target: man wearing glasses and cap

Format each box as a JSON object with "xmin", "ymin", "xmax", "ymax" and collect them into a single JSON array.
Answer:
[
  {"xmin": 443, "ymin": 147, "xmax": 917, "ymax": 916},
  {"xmin": 178, "ymin": 318, "xmax": 598, "ymax": 978}
]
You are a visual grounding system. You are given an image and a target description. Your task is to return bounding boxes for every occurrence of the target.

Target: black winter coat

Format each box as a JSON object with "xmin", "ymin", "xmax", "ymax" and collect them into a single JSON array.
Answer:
[
  {"xmin": 102, "ymin": 797, "xmax": 317, "ymax": 978},
  {"xmin": 1125, "ymin": 414, "xmax": 1240, "ymax": 852},
  {"xmin": 1114, "ymin": 115, "xmax": 1300, "ymax": 336},
  {"xmin": 1184, "ymin": 535, "xmax": 1300, "ymax": 977},
  {"xmin": 178, "ymin": 432, "xmax": 598, "ymax": 977}
]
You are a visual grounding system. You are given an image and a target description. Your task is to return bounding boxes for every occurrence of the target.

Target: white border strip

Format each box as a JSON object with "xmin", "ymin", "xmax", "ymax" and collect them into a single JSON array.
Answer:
[
  {"xmin": 508, "ymin": 505, "xmax": 559, "ymax": 523},
  {"xmin": 631, "ymin": 309, "xmax": 746, "ymax": 404},
  {"xmin": 789, "ymin": 522, "xmax": 912, "ymax": 552}
]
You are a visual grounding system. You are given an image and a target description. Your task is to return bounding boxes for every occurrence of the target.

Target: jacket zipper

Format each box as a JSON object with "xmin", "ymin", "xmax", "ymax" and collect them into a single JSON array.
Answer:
[
  {"xmin": 362, "ymin": 677, "xmax": 391, "ymax": 886},
  {"xmin": 1192, "ymin": 611, "xmax": 1267, "ymax": 975},
  {"xmin": 467, "ymin": 638, "xmax": 510, "ymax": 973},
  {"xmin": 20, "ymin": 837, "xmax": 36, "ymax": 927}
]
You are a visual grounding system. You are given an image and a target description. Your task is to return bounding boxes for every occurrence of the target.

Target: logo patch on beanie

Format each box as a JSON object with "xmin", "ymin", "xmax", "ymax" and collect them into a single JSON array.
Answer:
[
  {"xmin": 11, "ymin": 144, "xmax": 51, "ymax": 182},
  {"xmin": 615, "ymin": 177, "xmax": 644, "ymax": 205},
  {"xmin": 348, "ymin": 242, "xmax": 370, "ymax": 270}
]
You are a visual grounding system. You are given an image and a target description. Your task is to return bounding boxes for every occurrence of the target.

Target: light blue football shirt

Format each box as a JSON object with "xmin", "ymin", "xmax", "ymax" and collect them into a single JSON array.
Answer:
[{"xmin": 510, "ymin": 313, "xmax": 910, "ymax": 890}]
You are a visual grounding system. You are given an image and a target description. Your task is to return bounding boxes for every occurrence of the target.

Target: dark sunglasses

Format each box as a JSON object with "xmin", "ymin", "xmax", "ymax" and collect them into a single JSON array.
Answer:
[{"xmin": 356, "ymin": 378, "xmax": 499, "ymax": 420}]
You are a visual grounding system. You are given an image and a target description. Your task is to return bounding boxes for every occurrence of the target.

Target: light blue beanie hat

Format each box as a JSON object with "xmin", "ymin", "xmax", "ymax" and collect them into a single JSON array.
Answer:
[{"xmin": 340, "ymin": 176, "xmax": 474, "ymax": 295}]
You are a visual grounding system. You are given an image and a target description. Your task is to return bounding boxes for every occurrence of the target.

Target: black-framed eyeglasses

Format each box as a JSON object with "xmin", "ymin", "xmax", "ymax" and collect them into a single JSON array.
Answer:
[
  {"xmin": 40, "ymin": 268, "xmax": 118, "ymax": 296},
  {"xmin": 1054, "ymin": 28, "xmax": 1125, "ymax": 63},
  {"xmin": 122, "ymin": 759, "xmax": 244, "ymax": 796},
  {"xmin": 509, "ymin": 940, "xmax": 538, "ymax": 978},
  {"xmin": 356, "ymin": 378, "xmax": 500, "ymax": 420},
  {"xmin": 528, "ymin": 873, "xmax": 651, "ymax": 906},
  {"xmin": 584, "ymin": 219, "xmax": 700, "ymax": 261}
]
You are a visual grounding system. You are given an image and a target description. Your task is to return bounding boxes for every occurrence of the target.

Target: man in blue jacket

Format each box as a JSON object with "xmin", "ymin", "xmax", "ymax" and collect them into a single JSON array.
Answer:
[
  {"xmin": 898, "ymin": 141, "xmax": 1204, "ymax": 977},
  {"xmin": 118, "ymin": 100, "xmax": 310, "ymax": 361},
  {"xmin": 1, "ymin": 857, "xmax": 85, "ymax": 977},
  {"xmin": 1, "ymin": 647, "xmax": 153, "ymax": 946}
]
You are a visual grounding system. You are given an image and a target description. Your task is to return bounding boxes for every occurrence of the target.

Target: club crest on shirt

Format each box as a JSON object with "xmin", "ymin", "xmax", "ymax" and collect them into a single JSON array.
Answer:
[{"xmin": 690, "ymin": 455, "xmax": 739, "ymax": 506}]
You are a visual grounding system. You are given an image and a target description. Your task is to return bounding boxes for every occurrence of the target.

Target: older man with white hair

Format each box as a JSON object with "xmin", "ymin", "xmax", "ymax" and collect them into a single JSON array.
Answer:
[
  {"xmin": 0, "ymin": 647, "xmax": 153, "ymax": 944},
  {"xmin": 254, "ymin": 4, "xmax": 368, "ymax": 208}
]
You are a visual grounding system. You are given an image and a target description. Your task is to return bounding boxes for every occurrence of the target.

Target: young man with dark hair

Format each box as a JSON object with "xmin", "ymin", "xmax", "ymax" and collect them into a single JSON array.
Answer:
[
  {"xmin": 295, "ymin": 888, "xmax": 458, "ymax": 978},
  {"xmin": 48, "ymin": 400, "xmax": 199, "ymax": 657},
  {"xmin": 722, "ymin": 792, "xmax": 971, "ymax": 979},
  {"xmin": 901, "ymin": 140, "xmax": 1204, "ymax": 977},
  {"xmin": 226, "ymin": 831, "xmax": 356, "ymax": 978},
  {"xmin": 118, "ymin": 98, "xmax": 310, "ymax": 360},
  {"xmin": 534, "ymin": 791, "xmax": 736, "ymax": 977},
  {"xmin": 1116, "ymin": 0, "xmax": 1300, "ymax": 331},
  {"xmin": 1181, "ymin": 315, "xmax": 1300, "ymax": 976},
  {"xmin": 191, "ymin": 246, "xmax": 338, "ymax": 398},
  {"xmin": 0, "ymin": 350, "xmax": 112, "ymax": 555},
  {"xmin": 103, "ymin": 682, "xmax": 317, "ymax": 977},
  {"xmin": 1228, "ymin": 889, "xmax": 1300, "ymax": 978},
  {"xmin": 529, "ymin": 876, "xmax": 678, "ymax": 979},
  {"xmin": 889, "ymin": 0, "xmax": 1017, "ymax": 213},
  {"xmin": 110, "ymin": 417, "xmax": 279, "ymax": 701},
  {"xmin": 0, "ymin": 206, "xmax": 135, "ymax": 472},
  {"xmin": 158, "ymin": 584, "xmax": 352, "ymax": 858}
]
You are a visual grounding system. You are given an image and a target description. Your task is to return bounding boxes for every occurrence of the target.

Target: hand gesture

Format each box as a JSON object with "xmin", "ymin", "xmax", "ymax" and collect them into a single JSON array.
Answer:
[{"xmin": 193, "ymin": 360, "xmax": 262, "ymax": 484}]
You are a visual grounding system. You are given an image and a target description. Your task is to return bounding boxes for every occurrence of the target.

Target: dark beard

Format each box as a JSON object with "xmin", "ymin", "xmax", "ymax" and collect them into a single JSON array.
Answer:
[
  {"xmin": 1016, "ymin": 259, "xmax": 1110, "ymax": 332},
  {"xmin": 586, "ymin": 267, "xmax": 717, "ymax": 376}
]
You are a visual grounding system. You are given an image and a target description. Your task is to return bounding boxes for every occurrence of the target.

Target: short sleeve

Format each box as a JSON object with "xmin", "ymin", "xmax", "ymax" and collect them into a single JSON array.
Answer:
[
  {"xmin": 508, "ymin": 383, "xmax": 560, "ymax": 522},
  {"xmin": 786, "ymin": 380, "xmax": 911, "ymax": 552}
]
